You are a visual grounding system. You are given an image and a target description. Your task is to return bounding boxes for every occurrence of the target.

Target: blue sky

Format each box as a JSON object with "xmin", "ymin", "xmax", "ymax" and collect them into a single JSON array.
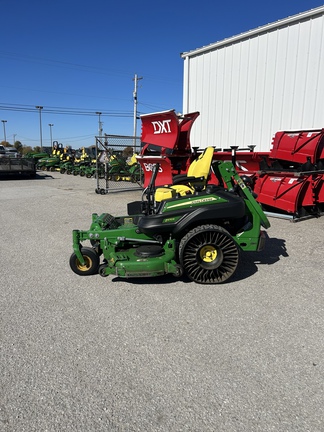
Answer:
[{"xmin": 1, "ymin": 0, "xmax": 323, "ymax": 149}]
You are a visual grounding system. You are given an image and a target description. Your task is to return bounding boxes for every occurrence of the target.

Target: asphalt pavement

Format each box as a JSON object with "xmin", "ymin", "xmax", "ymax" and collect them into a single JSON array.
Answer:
[{"xmin": 1, "ymin": 171, "xmax": 324, "ymax": 432}]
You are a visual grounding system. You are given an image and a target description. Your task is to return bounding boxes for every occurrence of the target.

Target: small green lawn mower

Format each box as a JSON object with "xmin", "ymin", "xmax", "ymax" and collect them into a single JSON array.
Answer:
[
  {"xmin": 69, "ymin": 160, "xmax": 270, "ymax": 284},
  {"xmin": 60, "ymin": 160, "xmax": 74, "ymax": 174}
]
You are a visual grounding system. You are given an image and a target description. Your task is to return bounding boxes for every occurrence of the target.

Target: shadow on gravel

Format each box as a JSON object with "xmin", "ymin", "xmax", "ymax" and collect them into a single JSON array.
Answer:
[
  {"xmin": 111, "ymin": 236, "xmax": 288, "ymax": 286},
  {"xmin": 0, "ymin": 172, "xmax": 54, "ymax": 181},
  {"xmin": 32, "ymin": 172, "xmax": 55, "ymax": 180},
  {"xmin": 112, "ymin": 274, "xmax": 183, "ymax": 286},
  {"xmin": 232, "ymin": 236, "xmax": 288, "ymax": 282}
]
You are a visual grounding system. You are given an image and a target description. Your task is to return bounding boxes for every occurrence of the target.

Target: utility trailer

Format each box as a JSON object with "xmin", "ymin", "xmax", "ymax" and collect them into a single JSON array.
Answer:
[{"xmin": 0, "ymin": 156, "xmax": 36, "ymax": 177}]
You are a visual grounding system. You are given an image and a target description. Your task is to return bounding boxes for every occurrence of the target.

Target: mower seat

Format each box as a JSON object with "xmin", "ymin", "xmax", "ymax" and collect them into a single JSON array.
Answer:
[{"xmin": 155, "ymin": 146, "xmax": 215, "ymax": 202}]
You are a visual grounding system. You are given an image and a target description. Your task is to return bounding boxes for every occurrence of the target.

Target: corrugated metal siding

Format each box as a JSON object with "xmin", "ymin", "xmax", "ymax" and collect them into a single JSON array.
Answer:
[{"xmin": 182, "ymin": 8, "xmax": 324, "ymax": 151}]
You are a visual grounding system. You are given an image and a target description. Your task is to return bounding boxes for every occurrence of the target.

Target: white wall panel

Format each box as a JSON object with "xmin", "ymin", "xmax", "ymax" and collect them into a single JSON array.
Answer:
[{"xmin": 182, "ymin": 7, "xmax": 324, "ymax": 151}]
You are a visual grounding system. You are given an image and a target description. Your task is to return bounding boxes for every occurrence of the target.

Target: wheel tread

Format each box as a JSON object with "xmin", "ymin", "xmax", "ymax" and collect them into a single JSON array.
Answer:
[{"xmin": 179, "ymin": 224, "xmax": 239, "ymax": 284}]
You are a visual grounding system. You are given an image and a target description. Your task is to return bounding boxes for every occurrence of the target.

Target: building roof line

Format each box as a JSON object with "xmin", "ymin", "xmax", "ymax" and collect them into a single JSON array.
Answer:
[{"xmin": 181, "ymin": 5, "xmax": 324, "ymax": 58}]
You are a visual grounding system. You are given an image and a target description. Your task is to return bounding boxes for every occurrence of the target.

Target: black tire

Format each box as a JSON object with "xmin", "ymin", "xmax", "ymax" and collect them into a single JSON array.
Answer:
[
  {"xmin": 179, "ymin": 224, "xmax": 239, "ymax": 284},
  {"xmin": 69, "ymin": 247, "xmax": 99, "ymax": 276},
  {"xmin": 99, "ymin": 264, "xmax": 108, "ymax": 277}
]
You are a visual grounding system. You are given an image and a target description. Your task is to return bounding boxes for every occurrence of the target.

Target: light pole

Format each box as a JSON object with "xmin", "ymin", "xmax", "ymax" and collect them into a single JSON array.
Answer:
[
  {"xmin": 48, "ymin": 123, "xmax": 54, "ymax": 148},
  {"xmin": 96, "ymin": 112, "xmax": 103, "ymax": 137},
  {"xmin": 13, "ymin": 134, "xmax": 16, "ymax": 145},
  {"xmin": 35, "ymin": 106, "xmax": 43, "ymax": 151},
  {"xmin": 133, "ymin": 74, "xmax": 143, "ymax": 150},
  {"xmin": 1, "ymin": 120, "xmax": 7, "ymax": 143}
]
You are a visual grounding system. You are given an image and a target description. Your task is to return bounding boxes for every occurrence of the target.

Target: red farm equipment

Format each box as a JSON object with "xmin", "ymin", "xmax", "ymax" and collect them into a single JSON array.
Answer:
[
  {"xmin": 137, "ymin": 110, "xmax": 199, "ymax": 187},
  {"xmin": 137, "ymin": 110, "xmax": 324, "ymax": 221},
  {"xmin": 250, "ymin": 129, "xmax": 324, "ymax": 219}
]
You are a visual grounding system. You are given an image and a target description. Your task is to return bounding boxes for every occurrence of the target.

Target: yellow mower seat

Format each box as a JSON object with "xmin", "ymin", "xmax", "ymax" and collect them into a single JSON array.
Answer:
[{"xmin": 155, "ymin": 146, "xmax": 215, "ymax": 202}]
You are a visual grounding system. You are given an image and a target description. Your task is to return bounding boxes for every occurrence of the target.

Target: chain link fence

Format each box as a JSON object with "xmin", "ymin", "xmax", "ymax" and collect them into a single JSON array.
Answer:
[{"xmin": 95, "ymin": 135, "xmax": 143, "ymax": 194}]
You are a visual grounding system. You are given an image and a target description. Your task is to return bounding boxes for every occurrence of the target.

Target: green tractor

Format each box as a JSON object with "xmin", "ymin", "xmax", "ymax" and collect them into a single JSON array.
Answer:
[
  {"xmin": 71, "ymin": 160, "xmax": 90, "ymax": 176},
  {"xmin": 59, "ymin": 160, "xmax": 74, "ymax": 174},
  {"xmin": 36, "ymin": 144, "xmax": 61, "ymax": 171},
  {"xmin": 25, "ymin": 151, "xmax": 49, "ymax": 162},
  {"xmin": 69, "ymin": 159, "xmax": 270, "ymax": 284},
  {"xmin": 107, "ymin": 153, "xmax": 142, "ymax": 182},
  {"xmin": 83, "ymin": 163, "xmax": 98, "ymax": 178}
]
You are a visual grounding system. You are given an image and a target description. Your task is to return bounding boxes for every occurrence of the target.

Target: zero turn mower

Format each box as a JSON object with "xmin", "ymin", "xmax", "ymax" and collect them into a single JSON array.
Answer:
[{"xmin": 69, "ymin": 157, "xmax": 270, "ymax": 284}]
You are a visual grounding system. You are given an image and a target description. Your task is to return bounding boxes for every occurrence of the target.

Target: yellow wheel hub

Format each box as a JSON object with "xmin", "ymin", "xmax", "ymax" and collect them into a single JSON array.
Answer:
[
  {"xmin": 200, "ymin": 245, "xmax": 217, "ymax": 263},
  {"xmin": 76, "ymin": 256, "xmax": 92, "ymax": 271}
]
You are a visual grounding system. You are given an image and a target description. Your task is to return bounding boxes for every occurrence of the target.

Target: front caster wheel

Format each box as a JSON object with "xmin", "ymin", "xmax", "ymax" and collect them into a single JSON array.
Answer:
[
  {"xmin": 99, "ymin": 264, "xmax": 109, "ymax": 277},
  {"xmin": 172, "ymin": 265, "xmax": 183, "ymax": 278},
  {"xmin": 69, "ymin": 247, "xmax": 99, "ymax": 276},
  {"xmin": 179, "ymin": 224, "xmax": 239, "ymax": 284}
]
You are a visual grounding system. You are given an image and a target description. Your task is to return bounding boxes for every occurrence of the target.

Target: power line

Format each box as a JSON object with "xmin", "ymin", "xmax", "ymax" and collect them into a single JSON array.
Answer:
[
  {"xmin": 0, "ymin": 50, "xmax": 181, "ymax": 84},
  {"xmin": 15, "ymin": 133, "xmax": 95, "ymax": 143},
  {"xmin": 0, "ymin": 84, "xmax": 134, "ymax": 103},
  {"xmin": 0, "ymin": 103, "xmax": 133, "ymax": 117},
  {"xmin": 0, "ymin": 50, "xmax": 133, "ymax": 78}
]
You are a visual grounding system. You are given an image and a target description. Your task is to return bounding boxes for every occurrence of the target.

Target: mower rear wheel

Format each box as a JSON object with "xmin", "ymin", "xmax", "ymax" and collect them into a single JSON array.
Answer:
[
  {"xmin": 69, "ymin": 247, "xmax": 99, "ymax": 276},
  {"xmin": 179, "ymin": 224, "xmax": 239, "ymax": 284}
]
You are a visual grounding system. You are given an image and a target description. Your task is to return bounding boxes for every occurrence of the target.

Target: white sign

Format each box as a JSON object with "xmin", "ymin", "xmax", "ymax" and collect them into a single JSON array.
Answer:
[{"xmin": 151, "ymin": 120, "xmax": 172, "ymax": 134}]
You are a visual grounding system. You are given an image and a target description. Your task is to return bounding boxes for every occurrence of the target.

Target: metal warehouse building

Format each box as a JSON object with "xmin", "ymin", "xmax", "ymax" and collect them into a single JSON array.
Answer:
[{"xmin": 181, "ymin": 6, "xmax": 324, "ymax": 151}]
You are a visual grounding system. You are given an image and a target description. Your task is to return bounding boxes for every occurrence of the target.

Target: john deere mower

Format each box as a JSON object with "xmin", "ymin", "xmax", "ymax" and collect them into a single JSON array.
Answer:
[{"xmin": 69, "ymin": 155, "xmax": 270, "ymax": 284}]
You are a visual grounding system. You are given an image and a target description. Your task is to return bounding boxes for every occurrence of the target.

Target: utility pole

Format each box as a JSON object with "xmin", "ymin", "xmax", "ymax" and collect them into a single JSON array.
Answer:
[
  {"xmin": 35, "ymin": 106, "xmax": 43, "ymax": 151},
  {"xmin": 49, "ymin": 124, "xmax": 54, "ymax": 148},
  {"xmin": 96, "ymin": 112, "xmax": 103, "ymax": 137},
  {"xmin": 1, "ymin": 120, "xmax": 7, "ymax": 143},
  {"xmin": 133, "ymin": 74, "xmax": 143, "ymax": 150}
]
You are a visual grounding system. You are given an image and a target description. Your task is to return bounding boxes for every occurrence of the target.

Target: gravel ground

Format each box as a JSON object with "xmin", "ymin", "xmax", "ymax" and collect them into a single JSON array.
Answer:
[{"xmin": 1, "ymin": 171, "xmax": 324, "ymax": 432}]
